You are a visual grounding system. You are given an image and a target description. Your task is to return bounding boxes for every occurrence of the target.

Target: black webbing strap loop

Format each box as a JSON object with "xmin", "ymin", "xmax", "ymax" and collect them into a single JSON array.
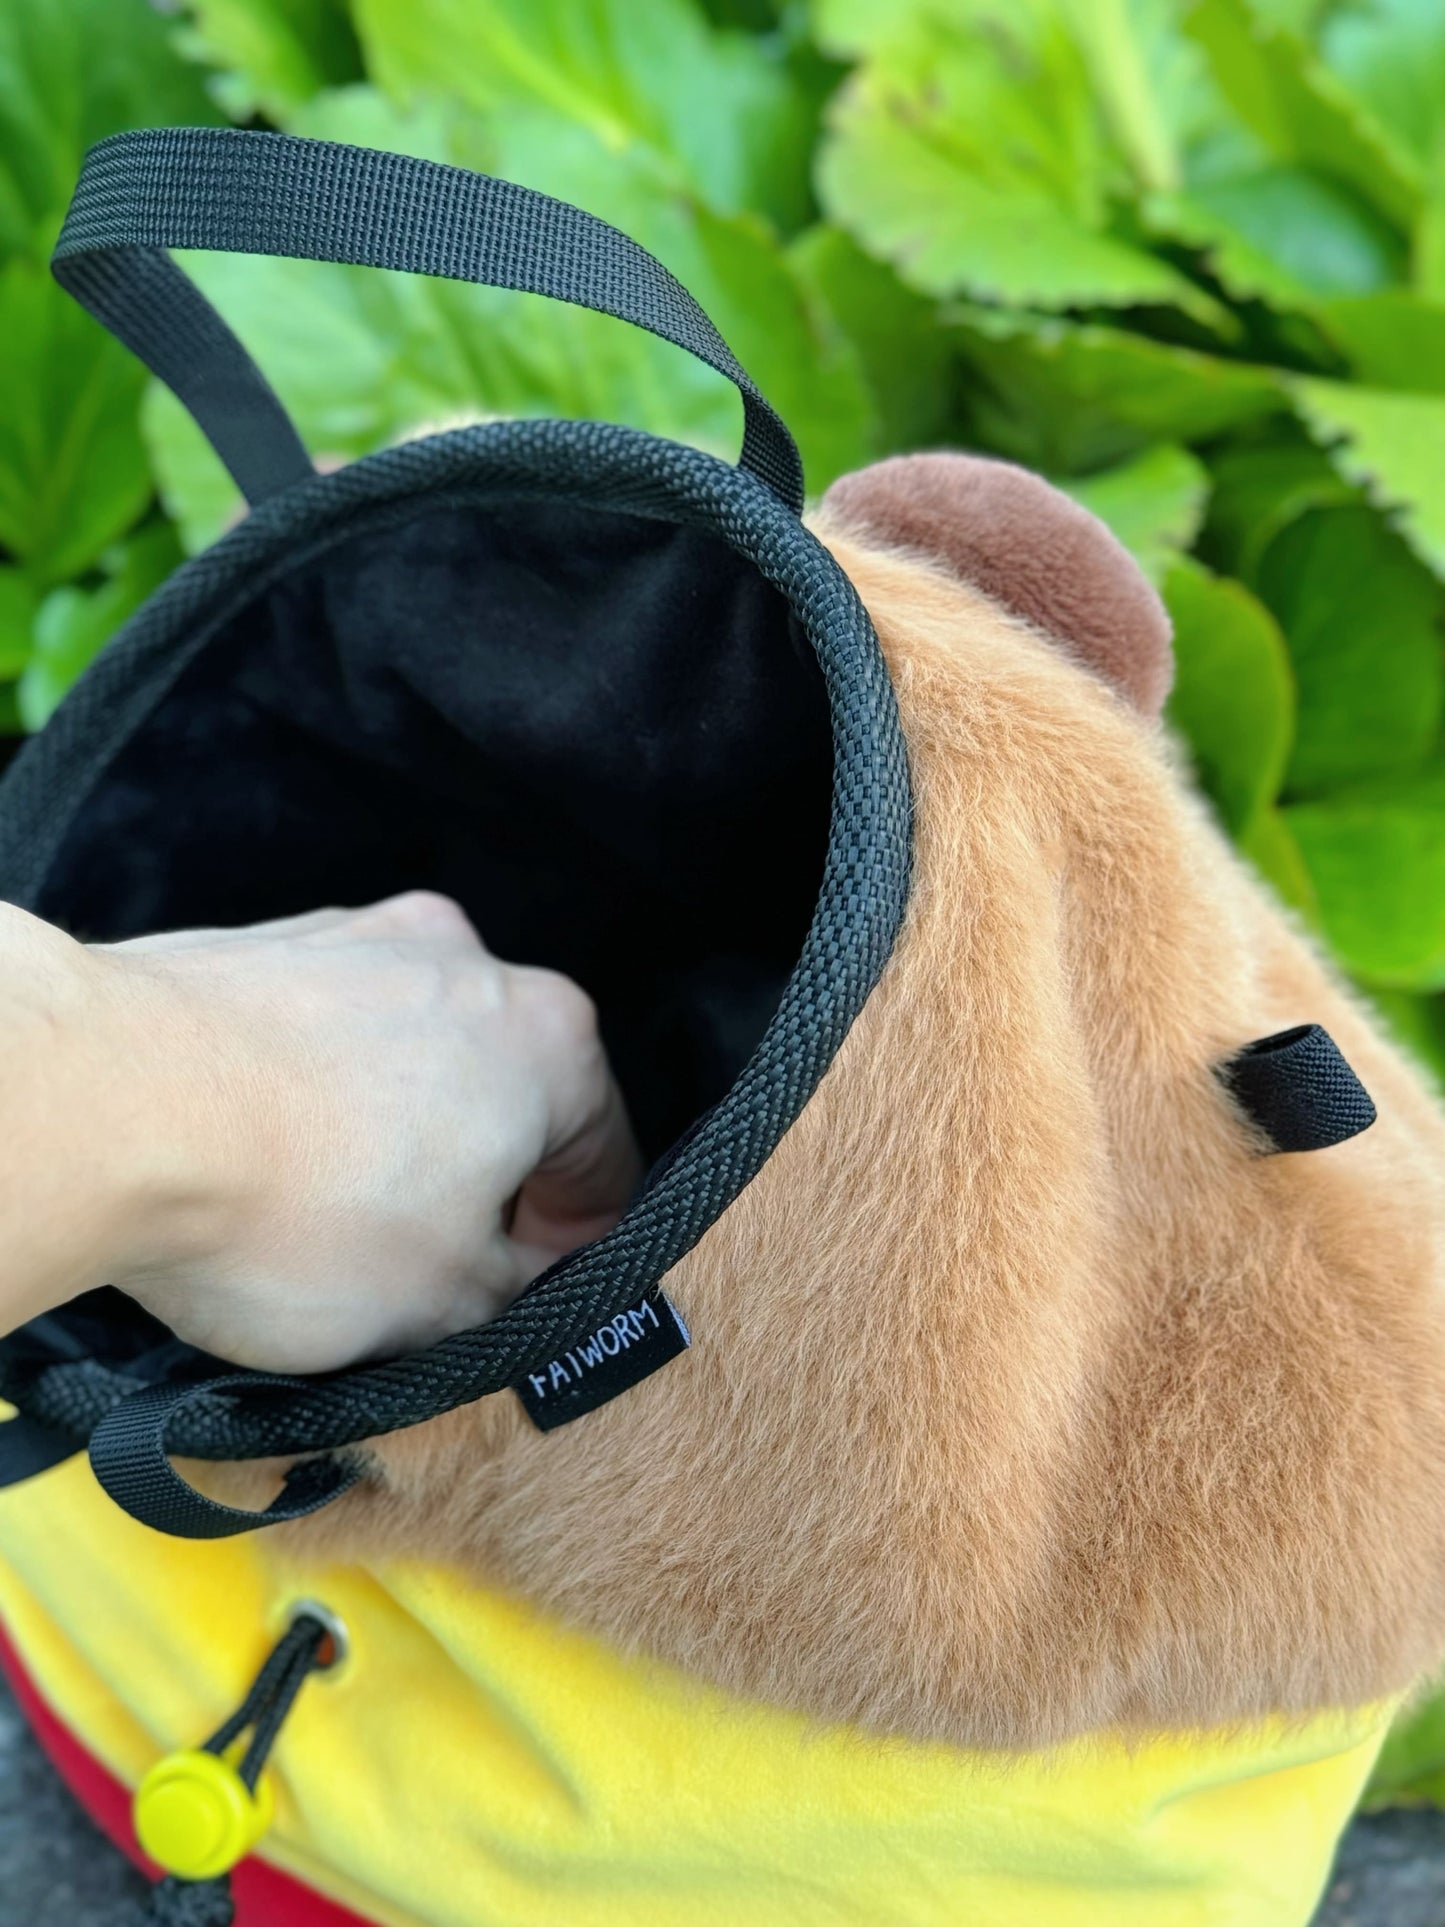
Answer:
[
  {"xmin": 51, "ymin": 126, "xmax": 805, "ymax": 512},
  {"xmin": 88, "ymin": 1376, "xmax": 361, "ymax": 1538},
  {"xmin": 1220, "ymin": 1023, "xmax": 1377, "ymax": 1153}
]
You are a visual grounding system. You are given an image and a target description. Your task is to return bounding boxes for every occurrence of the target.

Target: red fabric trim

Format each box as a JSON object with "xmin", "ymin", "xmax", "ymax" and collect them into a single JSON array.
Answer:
[{"xmin": 0, "ymin": 1622, "xmax": 381, "ymax": 1927}]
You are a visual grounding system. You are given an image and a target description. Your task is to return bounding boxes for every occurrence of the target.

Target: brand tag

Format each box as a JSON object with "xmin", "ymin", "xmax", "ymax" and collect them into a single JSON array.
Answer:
[{"xmin": 515, "ymin": 1291, "xmax": 691, "ymax": 1432}]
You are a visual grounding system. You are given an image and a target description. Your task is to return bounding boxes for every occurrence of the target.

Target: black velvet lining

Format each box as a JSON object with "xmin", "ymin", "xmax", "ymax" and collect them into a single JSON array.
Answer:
[{"xmin": 34, "ymin": 500, "xmax": 832, "ymax": 1160}]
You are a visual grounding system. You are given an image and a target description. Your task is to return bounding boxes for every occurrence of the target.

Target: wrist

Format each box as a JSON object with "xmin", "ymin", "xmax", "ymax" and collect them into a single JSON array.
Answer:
[
  {"xmin": 0, "ymin": 908, "xmax": 241, "ymax": 1324},
  {"xmin": 83, "ymin": 943, "xmax": 258, "ymax": 1294}
]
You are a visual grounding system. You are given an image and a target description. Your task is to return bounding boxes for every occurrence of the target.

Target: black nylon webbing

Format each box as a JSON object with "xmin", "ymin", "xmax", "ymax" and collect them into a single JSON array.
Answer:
[{"xmin": 51, "ymin": 127, "xmax": 805, "ymax": 512}]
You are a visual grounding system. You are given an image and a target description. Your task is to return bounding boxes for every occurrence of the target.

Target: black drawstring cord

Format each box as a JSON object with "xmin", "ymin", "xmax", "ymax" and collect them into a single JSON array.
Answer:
[
  {"xmin": 132, "ymin": 1613, "xmax": 329, "ymax": 1925},
  {"xmin": 204, "ymin": 1614, "xmax": 327, "ymax": 1790}
]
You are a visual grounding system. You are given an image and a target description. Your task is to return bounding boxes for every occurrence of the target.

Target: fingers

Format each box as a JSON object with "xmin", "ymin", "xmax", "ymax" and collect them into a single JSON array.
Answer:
[
  {"xmin": 340, "ymin": 892, "xmax": 485, "ymax": 950},
  {"xmin": 502, "ymin": 966, "xmax": 643, "ymax": 1256}
]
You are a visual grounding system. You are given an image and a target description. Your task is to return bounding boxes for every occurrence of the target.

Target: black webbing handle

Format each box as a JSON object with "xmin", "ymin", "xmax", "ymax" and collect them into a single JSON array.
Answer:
[{"xmin": 51, "ymin": 126, "xmax": 806, "ymax": 513}]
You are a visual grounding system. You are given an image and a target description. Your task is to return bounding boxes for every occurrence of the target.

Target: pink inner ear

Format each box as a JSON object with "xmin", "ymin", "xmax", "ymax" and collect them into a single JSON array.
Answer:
[{"xmin": 821, "ymin": 453, "xmax": 1175, "ymax": 717}]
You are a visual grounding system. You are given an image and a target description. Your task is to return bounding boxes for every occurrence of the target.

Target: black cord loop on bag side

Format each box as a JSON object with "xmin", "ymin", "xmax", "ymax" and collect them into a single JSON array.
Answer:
[{"xmin": 52, "ymin": 126, "xmax": 805, "ymax": 511}]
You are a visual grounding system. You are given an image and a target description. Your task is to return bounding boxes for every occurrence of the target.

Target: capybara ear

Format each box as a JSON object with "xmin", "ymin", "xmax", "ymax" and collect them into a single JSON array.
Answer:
[{"xmin": 821, "ymin": 452, "xmax": 1174, "ymax": 716}]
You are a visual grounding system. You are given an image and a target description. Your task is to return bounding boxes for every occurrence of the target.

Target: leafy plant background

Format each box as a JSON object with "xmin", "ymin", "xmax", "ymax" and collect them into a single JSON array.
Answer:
[{"xmin": 7, "ymin": 0, "xmax": 1445, "ymax": 1803}]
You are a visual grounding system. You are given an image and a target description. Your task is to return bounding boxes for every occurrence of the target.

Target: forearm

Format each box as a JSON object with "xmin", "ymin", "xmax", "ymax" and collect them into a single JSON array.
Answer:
[{"xmin": 0, "ymin": 904, "xmax": 199, "ymax": 1331}]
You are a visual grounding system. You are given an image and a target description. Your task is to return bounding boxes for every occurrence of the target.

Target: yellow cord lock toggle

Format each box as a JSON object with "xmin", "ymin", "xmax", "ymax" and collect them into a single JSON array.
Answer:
[{"xmin": 133, "ymin": 1745, "xmax": 275, "ymax": 1881}]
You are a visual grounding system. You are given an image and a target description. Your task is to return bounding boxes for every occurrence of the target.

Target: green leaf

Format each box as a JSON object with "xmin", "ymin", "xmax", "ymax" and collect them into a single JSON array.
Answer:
[
  {"xmin": 1184, "ymin": 0, "xmax": 1421, "ymax": 228},
  {"xmin": 174, "ymin": 0, "xmax": 363, "ymax": 122},
  {"xmin": 705, "ymin": 0, "xmax": 787, "ymax": 24},
  {"xmin": 1164, "ymin": 555, "xmax": 1294, "ymax": 837},
  {"xmin": 17, "ymin": 522, "xmax": 182, "ymax": 732},
  {"xmin": 141, "ymin": 389, "xmax": 245, "ymax": 557},
  {"xmin": 1295, "ymin": 378, "xmax": 1445, "ymax": 581},
  {"xmin": 0, "ymin": 260, "xmax": 152, "ymax": 583},
  {"xmin": 1286, "ymin": 767, "xmax": 1445, "ymax": 987},
  {"xmin": 949, "ymin": 306, "xmax": 1283, "ymax": 473},
  {"xmin": 1415, "ymin": 139, "xmax": 1445, "ymax": 298},
  {"xmin": 288, "ymin": 78, "xmax": 481, "ymax": 162},
  {"xmin": 1237, "ymin": 804, "xmax": 1318, "ymax": 915},
  {"xmin": 815, "ymin": 11, "xmax": 1228, "ymax": 324},
  {"xmin": 1247, "ymin": 0, "xmax": 1327, "ymax": 29},
  {"xmin": 1363, "ymin": 987, "xmax": 1445, "ymax": 1090},
  {"xmin": 813, "ymin": 0, "xmax": 1226, "ymax": 188},
  {"xmin": 0, "ymin": 0, "xmax": 220, "ymax": 264},
  {"xmin": 1145, "ymin": 168, "xmax": 1406, "ymax": 306},
  {"xmin": 1064, "ymin": 0, "xmax": 1194, "ymax": 194},
  {"xmin": 1321, "ymin": 0, "xmax": 1445, "ymax": 174},
  {"xmin": 809, "ymin": 0, "xmax": 925, "ymax": 57},
  {"xmin": 1201, "ymin": 431, "xmax": 1355, "ymax": 582},
  {"xmin": 353, "ymin": 0, "xmax": 816, "ymax": 230},
  {"xmin": 1315, "ymin": 290, "xmax": 1445, "ymax": 388},
  {"xmin": 0, "ymin": 567, "xmax": 38, "ymax": 682},
  {"xmin": 1060, "ymin": 444, "xmax": 1210, "ymax": 586},
  {"xmin": 787, "ymin": 224, "xmax": 953, "ymax": 457},
  {"xmin": 1255, "ymin": 505, "xmax": 1443, "ymax": 794}
]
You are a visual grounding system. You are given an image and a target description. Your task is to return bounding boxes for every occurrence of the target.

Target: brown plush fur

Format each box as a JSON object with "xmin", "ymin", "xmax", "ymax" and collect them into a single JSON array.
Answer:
[{"xmin": 254, "ymin": 462, "xmax": 1445, "ymax": 1753}]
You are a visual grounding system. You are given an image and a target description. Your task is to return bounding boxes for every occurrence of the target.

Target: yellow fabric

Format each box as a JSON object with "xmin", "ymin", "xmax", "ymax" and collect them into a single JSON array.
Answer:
[{"xmin": 0, "ymin": 1452, "xmax": 1388, "ymax": 1927}]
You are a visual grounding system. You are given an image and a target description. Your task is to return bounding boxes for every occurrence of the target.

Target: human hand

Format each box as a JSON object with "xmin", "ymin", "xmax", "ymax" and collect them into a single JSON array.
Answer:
[{"xmin": 0, "ymin": 895, "xmax": 638, "ymax": 1373}]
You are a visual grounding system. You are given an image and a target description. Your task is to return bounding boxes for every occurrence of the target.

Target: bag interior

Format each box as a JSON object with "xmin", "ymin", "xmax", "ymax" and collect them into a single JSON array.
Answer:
[{"xmin": 31, "ymin": 498, "xmax": 833, "ymax": 1165}]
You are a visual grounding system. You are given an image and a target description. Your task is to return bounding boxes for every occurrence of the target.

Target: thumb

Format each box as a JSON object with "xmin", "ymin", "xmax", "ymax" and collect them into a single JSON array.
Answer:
[{"xmin": 508, "ymin": 1063, "xmax": 641, "ymax": 1267}]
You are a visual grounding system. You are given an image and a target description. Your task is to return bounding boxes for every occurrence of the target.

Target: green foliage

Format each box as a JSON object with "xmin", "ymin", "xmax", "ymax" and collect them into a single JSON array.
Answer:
[
  {"xmin": 1258, "ymin": 505, "xmax": 1442, "ymax": 793},
  {"xmin": 1319, "ymin": 0, "xmax": 1445, "ymax": 174},
  {"xmin": 0, "ymin": 0, "xmax": 219, "ymax": 263},
  {"xmin": 8, "ymin": 0, "xmax": 1445, "ymax": 1804},
  {"xmin": 1163, "ymin": 555, "xmax": 1294, "ymax": 838},
  {"xmin": 1288, "ymin": 769, "xmax": 1445, "ymax": 986},
  {"xmin": 950, "ymin": 307, "xmax": 1282, "ymax": 471},
  {"xmin": 174, "ymin": 0, "xmax": 364, "ymax": 122},
  {"xmin": 0, "ymin": 262, "xmax": 154, "ymax": 585},
  {"xmin": 1295, "ymin": 379, "xmax": 1445, "ymax": 577},
  {"xmin": 1183, "ymin": 0, "xmax": 1421, "ymax": 226},
  {"xmin": 815, "ymin": 6, "xmax": 1229, "ymax": 321},
  {"xmin": 353, "ymin": 0, "xmax": 819, "ymax": 230},
  {"xmin": 18, "ymin": 521, "xmax": 181, "ymax": 731},
  {"xmin": 1059, "ymin": 443, "xmax": 1210, "ymax": 586}
]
